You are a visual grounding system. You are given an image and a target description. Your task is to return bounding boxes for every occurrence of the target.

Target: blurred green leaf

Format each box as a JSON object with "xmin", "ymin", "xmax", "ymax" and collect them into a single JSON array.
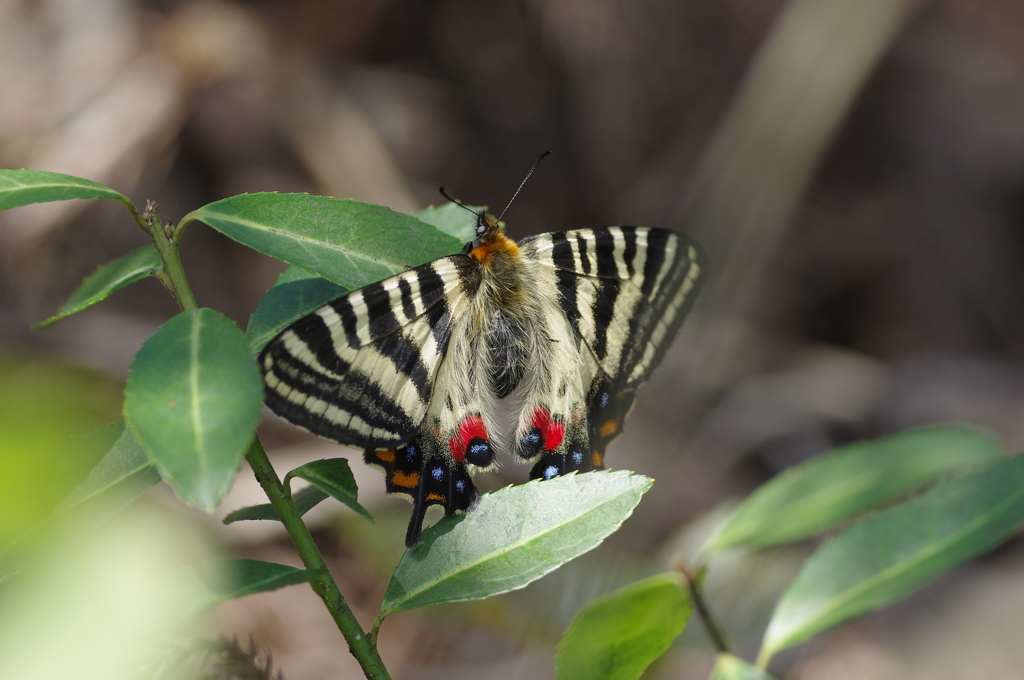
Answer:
[
  {"xmin": 760, "ymin": 454, "xmax": 1024, "ymax": 661},
  {"xmin": 223, "ymin": 485, "xmax": 329, "ymax": 524},
  {"xmin": 710, "ymin": 654, "xmax": 777, "ymax": 680},
  {"xmin": 62, "ymin": 423, "xmax": 160, "ymax": 517},
  {"xmin": 124, "ymin": 309, "xmax": 263, "ymax": 511},
  {"xmin": 0, "ymin": 352, "xmax": 122, "ymax": 544},
  {"xmin": 0, "ymin": 169, "xmax": 128, "ymax": 210},
  {"xmin": 2, "ymin": 425, "xmax": 162, "ymax": 582},
  {"xmin": 709, "ymin": 425, "xmax": 1001, "ymax": 551},
  {"xmin": 1, "ymin": 423, "xmax": 132, "ymax": 582},
  {"xmin": 34, "ymin": 246, "xmax": 163, "ymax": 328},
  {"xmin": 246, "ymin": 265, "xmax": 349, "ymax": 352},
  {"xmin": 378, "ymin": 471, "xmax": 652, "ymax": 619},
  {"xmin": 556, "ymin": 573, "xmax": 692, "ymax": 680},
  {"xmin": 204, "ymin": 559, "xmax": 323, "ymax": 600},
  {"xmin": 285, "ymin": 458, "xmax": 372, "ymax": 520},
  {"xmin": 183, "ymin": 193, "xmax": 462, "ymax": 290},
  {"xmin": 412, "ymin": 203, "xmax": 486, "ymax": 243}
]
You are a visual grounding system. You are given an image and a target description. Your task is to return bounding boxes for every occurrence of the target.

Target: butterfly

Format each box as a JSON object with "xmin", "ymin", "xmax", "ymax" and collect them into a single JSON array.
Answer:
[{"xmin": 259, "ymin": 193, "xmax": 706, "ymax": 545}]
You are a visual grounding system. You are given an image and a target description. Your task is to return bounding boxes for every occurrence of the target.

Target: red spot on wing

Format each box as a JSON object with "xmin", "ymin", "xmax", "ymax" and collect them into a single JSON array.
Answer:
[
  {"xmin": 530, "ymin": 407, "xmax": 565, "ymax": 452},
  {"xmin": 449, "ymin": 415, "xmax": 489, "ymax": 463}
]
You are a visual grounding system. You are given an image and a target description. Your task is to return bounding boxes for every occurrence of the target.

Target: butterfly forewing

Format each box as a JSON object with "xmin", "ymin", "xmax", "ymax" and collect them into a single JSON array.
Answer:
[
  {"xmin": 260, "ymin": 256, "xmax": 479, "ymax": 448},
  {"xmin": 520, "ymin": 226, "xmax": 706, "ymax": 388}
]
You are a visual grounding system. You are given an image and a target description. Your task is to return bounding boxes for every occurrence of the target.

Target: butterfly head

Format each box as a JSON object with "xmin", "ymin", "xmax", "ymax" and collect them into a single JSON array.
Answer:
[{"xmin": 468, "ymin": 211, "xmax": 518, "ymax": 263}]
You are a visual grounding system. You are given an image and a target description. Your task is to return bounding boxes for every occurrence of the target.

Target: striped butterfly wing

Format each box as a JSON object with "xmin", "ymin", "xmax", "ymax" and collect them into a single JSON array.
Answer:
[
  {"xmin": 521, "ymin": 226, "xmax": 706, "ymax": 470},
  {"xmin": 260, "ymin": 255, "xmax": 478, "ymax": 449}
]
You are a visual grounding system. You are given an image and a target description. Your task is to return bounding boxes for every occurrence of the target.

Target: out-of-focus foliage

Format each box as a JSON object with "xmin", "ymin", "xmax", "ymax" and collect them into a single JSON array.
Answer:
[
  {"xmin": 709, "ymin": 425, "xmax": 1002, "ymax": 551},
  {"xmin": 762, "ymin": 454, "xmax": 1024, "ymax": 660},
  {"xmin": 0, "ymin": 351, "xmax": 122, "ymax": 544},
  {"xmin": 0, "ymin": 506, "xmax": 212, "ymax": 680}
]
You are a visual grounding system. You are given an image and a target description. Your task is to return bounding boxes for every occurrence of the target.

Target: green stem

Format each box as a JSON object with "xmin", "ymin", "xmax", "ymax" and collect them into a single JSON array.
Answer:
[
  {"xmin": 136, "ymin": 200, "xmax": 391, "ymax": 679},
  {"xmin": 369, "ymin": 613, "xmax": 385, "ymax": 648},
  {"xmin": 246, "ymin": 440, "xmax": 391, "ymax": 680},
  {"xmin": 674, "ymin": 558, "xmax": 732, "ymax": 655},
  {"xmin": 134, "ymin": 201, "xmax": 199, "ymax": 311}
]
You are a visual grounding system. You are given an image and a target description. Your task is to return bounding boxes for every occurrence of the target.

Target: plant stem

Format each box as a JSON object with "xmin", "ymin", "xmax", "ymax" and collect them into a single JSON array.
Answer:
[
  {"xmin": 245, "ymin": 439, "xmax": 391, "ymax": 680},
  {"xmin": 138, "ymin": 200, "xmax": 391, "ymax": 679},
  {"xmin": 135, "ymin": 200, "xmax": 199, "ymax": 311},
  {"xmin": 674, "ymin": 558, "xmax": 732, "ymax": 655}
]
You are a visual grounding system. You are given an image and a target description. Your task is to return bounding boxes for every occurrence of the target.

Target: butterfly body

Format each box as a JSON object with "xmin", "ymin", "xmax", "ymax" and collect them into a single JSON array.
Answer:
[{"xmin": 260, "ymin": 212, "xmax": 705, "ymax": 545}]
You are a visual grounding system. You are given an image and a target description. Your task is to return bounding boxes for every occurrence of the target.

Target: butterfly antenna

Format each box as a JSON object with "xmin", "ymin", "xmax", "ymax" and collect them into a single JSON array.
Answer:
[
  {"xmin": 439, "ymin": 186, "xmax": 481, "ymax": 217},
  {"xmin": 497, "ymin": 151, "xmax": 551, "ymax": 222}
]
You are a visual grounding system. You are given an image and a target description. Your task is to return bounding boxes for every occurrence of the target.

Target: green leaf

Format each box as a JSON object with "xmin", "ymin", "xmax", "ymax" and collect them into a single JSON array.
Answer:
[
  {"xmin": 709, "ymin": 425, "xmax": 1001, "ymax": 551},
  {"xmin": 412, "ymin": 203, "xmax": 486, "ymax": 243},
  {"xmin": 34, "ymin": 246, "xmax": 163, "ymax": 328},
  {"xmin": 285, "ymin": 458, "xmax": 372, "ymax": 520},
  {"xmin": 760, "ymin": 454, "xmax": 1024, "ymax": 661},
  {"xmin": 124, "ymin": 309, "xmax": 263, "ymax": 511},
  {"xmin": 0, "ymin": 169, "xmax": 129, "ymax": 210},
  {"xmin": 223, "ymin": 485, "xmax": 329, "ymax": 524},
  {"xmin": 204, "ymin": 558, "xmax": 323, "ymax": 600},
  {"xmin": 223, "ymin": 459, "xmax": 370, "ymax": 524},
  {"xmin": 378, "ymin": 470, "xmax": 652, "ymax": 619},
  {"xmin": 556, "ymin": 573, "xmax": 692, "ymax": 680},
  {"xmin": 709, "ymin": 654, "xmax": 777, "ymax": 680},
  {"xmin": 246, "ymin": 265, "xmax": 349, "ymax": 352},
  {"xmin": 61, "ymin": 423, "xmax": 161, "ymax": 516},
  {"xmin": 183, "ymin": 193, "xmax": 463, "ymax": 290}
]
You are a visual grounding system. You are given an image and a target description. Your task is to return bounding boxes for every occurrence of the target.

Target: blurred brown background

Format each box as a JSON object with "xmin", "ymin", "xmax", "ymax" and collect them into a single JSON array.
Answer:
[{"xmin": 4, "ymin": 0, "xmax": 1024, "ymax": 678}]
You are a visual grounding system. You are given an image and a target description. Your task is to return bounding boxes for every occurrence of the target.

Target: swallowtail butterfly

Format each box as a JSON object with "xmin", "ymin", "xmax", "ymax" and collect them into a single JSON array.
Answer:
[{"xmin": 260, "ymin": 184, "xmax": 706, "ymax": 545}]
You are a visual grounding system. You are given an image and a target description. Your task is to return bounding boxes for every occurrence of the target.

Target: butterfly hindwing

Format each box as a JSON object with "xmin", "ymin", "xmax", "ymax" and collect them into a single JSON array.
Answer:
[{"xmin": 365, "ymin": 436, "xmax": 478, "ymax": 546}]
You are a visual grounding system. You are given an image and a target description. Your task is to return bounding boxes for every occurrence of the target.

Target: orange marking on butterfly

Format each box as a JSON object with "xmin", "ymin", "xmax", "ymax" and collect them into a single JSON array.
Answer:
[
  {"xmin": 375, "ymin": 450, "xmax": 395, "ymax": 463},
  {"xmin": 391, "ymin": 471, "xmax": 419, "ymax": 488},
  {"xmin": 469, "ymin": 220, "xmax": 519, "ymax": 263},
  {"xmin": 426, "ymin": 493, "xmax": 446, "ymax": 502},
  {"xmin": 599, "ymin": 419, "xmax": 619, "ymax": 437},
  {"xmin": 592, "ymin": 451, "xmax": 604, "ymax": 467}
]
